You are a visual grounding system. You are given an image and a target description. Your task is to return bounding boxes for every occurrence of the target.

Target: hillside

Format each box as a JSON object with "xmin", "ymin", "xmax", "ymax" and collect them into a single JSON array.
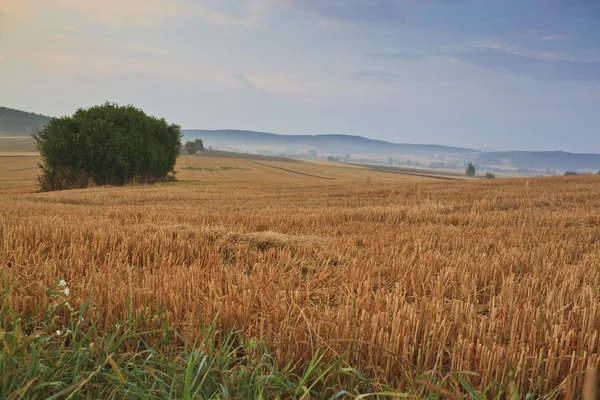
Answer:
[
  {"xmin": 2, "ymin": 106, "xmax": 600, "ymax": 173},
  {"xmin": 184, "ymin": 129, "xmax": 475, "ymax": 156},
  {"xmin": 0, "ymin": 107, "xmax": 51, "ymax": 136},
  {"xmin": 477, "ymin": 151, "xmax": 600, "ymax": 171}
]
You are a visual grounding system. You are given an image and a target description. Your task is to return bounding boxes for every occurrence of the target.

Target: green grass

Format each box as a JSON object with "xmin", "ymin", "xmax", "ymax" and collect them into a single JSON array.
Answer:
[{"xmin": 0, "ymin": 276, "xmax": 566, "ymax": 399}]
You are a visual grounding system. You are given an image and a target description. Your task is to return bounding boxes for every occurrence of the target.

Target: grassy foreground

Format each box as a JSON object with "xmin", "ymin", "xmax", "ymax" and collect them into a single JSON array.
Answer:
[{"xmin": 1, "ymin": 277, "xmax": 554, "ymax": 399}]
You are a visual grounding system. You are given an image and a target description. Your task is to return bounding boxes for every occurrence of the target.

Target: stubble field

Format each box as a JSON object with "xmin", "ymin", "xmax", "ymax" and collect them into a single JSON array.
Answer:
[{"xmin": 0, "ymin": 155, "xmax": 599, "ymax": 398}]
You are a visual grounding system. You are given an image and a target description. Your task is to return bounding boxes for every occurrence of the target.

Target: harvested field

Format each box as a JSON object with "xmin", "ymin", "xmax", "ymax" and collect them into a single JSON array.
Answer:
[
  {"xmin": 0, "ymin": 136, "xmax": 36, "ymax": 152},
  {"xmin": 0, "ymin": 155, "xmax": 39, "ymax": 190},
  {"xmin": 0, "ymin": 153, "xmax": 440, "ymax": 189},
  {"xmin": 2, "ymin": 173, "xmax": 600, "ymax": 397}
]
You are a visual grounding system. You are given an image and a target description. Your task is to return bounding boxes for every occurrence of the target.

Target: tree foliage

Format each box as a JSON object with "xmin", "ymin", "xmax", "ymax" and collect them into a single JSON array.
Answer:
[
  {"xmin": 184, "ymin": 141, "xmax": 197, "ymax": 155},
  {"xmin": 484, "ymin": 172, "xmax": 496, "ymax": 179},
  {"xmin": 33, "ymin": 102, "xmax": 182, "ymax": 191},
  {"xmin": 465, "ymin": 163, "xmax": 476, "ymax": 177},
  {"xmin": 194, "ymin": 139, "xmax": 205, "ymax": 151}
]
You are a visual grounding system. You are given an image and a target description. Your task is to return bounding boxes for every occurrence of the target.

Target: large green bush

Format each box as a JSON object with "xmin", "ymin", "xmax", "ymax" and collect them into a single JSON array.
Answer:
[{"xmin": 33, "ymin": 103, "xmax": 182, "ymax": 191}]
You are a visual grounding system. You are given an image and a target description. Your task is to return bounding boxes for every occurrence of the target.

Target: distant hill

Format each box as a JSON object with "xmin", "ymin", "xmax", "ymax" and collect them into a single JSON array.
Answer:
[
  {"xmin": 2, "ymin": 106, "xmax": 599, "ymax": 173},
  {"xmin": 477, "ymin": 151, "xmax": 600, "ymax": 171},
  {"xmin": 0, "ymin": 107, "xmax": 51, "ymax": 136},
  {"xmin": 183, "ymin": 129, "xmax": 475, "ymax": 156}
]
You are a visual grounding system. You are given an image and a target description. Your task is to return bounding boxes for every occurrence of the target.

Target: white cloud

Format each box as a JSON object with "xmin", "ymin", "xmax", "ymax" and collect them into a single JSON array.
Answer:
[
  {"xmin": 541, "ymin": 34, "xmax": 569, "ymax": 41},
  {"xmin": 471, "ymin": 43, "xmax": 566, "ymax": 61},
  {"xmin": 244, "ymin": 72, "xmax": 370, "ymax": 103}
]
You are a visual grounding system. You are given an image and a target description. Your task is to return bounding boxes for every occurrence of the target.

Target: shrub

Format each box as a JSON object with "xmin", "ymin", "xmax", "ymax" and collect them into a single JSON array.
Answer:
[
  {"xmin": 465, "ymin": 163, "xmax": 476, "ymax": 177},
  {"xmin": 33, "ymin": 102, "xmax": 181, "ymax": 191},
  {"xmin": 564, "ymin": 171, "xmax": 579, "ymax": 176},
  {"xmin": 484, "ymin": 172, "xmax": 496, "ymax": 179},
  {"xmin": 184, "ymin": 141, "xmax": 197, "ymax": 155}
]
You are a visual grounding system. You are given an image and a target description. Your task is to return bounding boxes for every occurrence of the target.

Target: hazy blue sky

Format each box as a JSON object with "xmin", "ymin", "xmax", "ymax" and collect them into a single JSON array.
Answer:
[{"xmin": 1, "ymin": 0, "xmax": 599, "ymax": 152}]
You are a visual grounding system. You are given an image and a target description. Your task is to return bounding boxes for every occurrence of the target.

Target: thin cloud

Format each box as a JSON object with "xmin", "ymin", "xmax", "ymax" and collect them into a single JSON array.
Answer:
[
  {"xmin": 454, "ymin": 46, "xmax": 600, "ymax": 82},
  {"xmin": 60, "ymin": 25, "xmax": 82, "ymax": 32},
  {"xmin": 282, "ymin": 0, "xmax": 473, "ymax": 25},
  {"xmin": 107, "ymin": 40, "xmax": 169, "ymax": 56},
  {"xmin": 234, "ymin": 73, "xmax": 257, "ymax": 91},
  {"xmin": 541, "ymin": 34, "xmax": 569, "ymax": 40},
  {"xmin": 470, "ymin": 44, "xmax": 566, "ymax": 61},
  {"xmin": 3, "ymin": 0, "xmax": 192, "ymax": 28},
  {"xmin": 347, "ymin": 70, "xmax": 400, "ymax": 81},
  {"xmin": 284, "ymin": 0, "xmax": 405, "ymax": 24},
  {"xmin": 367, "ymin": 52, "xmax": 421, "ymax": 61}
]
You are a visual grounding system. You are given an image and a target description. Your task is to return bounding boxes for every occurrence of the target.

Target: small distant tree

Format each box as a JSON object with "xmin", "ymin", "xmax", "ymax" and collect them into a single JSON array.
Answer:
[
  {"xmin": 484, "ymin": 172, "xmax": 496, "ymax": 179},
  {"xmin": 388, "ymin": 157, "xmax": 393, "ymax": 165},
  {"xmin": 564, "ymin": 171, "xmax": 579, "ymax": 176},
  {"xmin": 465, "ymin": 163, "xmax": 476, "ymax": 177},
  {"xmin": 327, "ymin": 156, "xmax": 340, "ymax": 162},
  {"xmin": 184, "ymin": 141, "xmax": 197, "ymax": 155},
  {"xmin": 597, "ymin": 169, "xmax": 600, "ymax": 175},
  {"xmin": 195, "ymin": 139, "xmax": 205, "ymax": 151}
]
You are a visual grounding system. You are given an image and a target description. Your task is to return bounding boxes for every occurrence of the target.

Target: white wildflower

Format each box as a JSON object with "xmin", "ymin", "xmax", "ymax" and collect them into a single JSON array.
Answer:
[
  {"xmin": 56, "ymin": 330, "xmax": 61, "ymax": 336},
  {"xmin": 63, "ymin": 287, "xmax": 70, "ymax": 296},
  {"xmin": 66, "ymin": 329, "xmax": 72, "ymax": 335},
  {"xmin": 58, "ymin": 280, "xmax": 66, "ymax": 287}
]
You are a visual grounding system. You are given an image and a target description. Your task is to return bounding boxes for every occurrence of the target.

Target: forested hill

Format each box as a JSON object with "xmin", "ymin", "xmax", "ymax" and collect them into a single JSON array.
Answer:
[
  {"xmin": 0, "ymin": 107, "xmax": 51, "ymax": 136},
  {"xmin": 183, "ymin": 129, "xmax": 476, "ymax": 156}
]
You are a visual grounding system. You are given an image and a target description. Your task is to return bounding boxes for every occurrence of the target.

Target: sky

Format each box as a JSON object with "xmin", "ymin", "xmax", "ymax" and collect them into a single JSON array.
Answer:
[{"xmin": 1, "ymin": 0, "xmax": 599, "ymax": 153}]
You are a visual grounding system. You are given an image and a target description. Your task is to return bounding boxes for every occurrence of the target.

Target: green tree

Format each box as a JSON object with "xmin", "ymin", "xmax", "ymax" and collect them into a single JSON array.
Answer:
[
  {"xmin": 194, "ymin": 139, "xmax": 205, "ymax": 151},
  {"xmin": 465, "ymin": 163, "xmax": 476, "ymax": 177},
  {"xmin": 33, "ymin": 102, "xmax": 181, "ymax": 191},
  {"xmin": 184, "ymin": 141, "xmax": 197, "ymax": 155},
  {"xmin": 484, "ymin": 172, "xmax": 496, "ymax": 179}
]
